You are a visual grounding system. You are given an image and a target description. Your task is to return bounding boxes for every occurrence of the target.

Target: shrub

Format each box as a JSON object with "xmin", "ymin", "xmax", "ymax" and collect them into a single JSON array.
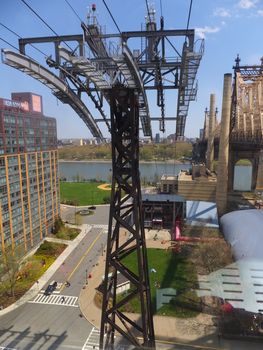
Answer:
[
  {"xmin": 53, "ymin": 216, "xmax": 64, "ymax": 234},
  {"xmin": 35, "ymin": 241, "xmax": 66, "ymax": 257}
]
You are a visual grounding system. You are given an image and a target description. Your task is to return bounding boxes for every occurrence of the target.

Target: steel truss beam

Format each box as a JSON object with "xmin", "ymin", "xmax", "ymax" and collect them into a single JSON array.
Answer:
[
  {"xmin": 2, "ymin": 49, "xmax": 102, "ymax": 139},
  {"xmin": 18, "ymin": 26, "xmax": 203, "ymax": 139},
  {"xmin": 176, "ymin": 40, "xmax": 204, "ymax": 138},
  {"xmin": 231, "ymin": 57, "xmax": 263, "ymax": 130},
  {"xmin": 100, "ymin": 88, "xmax": 155, "ymax": 349}
]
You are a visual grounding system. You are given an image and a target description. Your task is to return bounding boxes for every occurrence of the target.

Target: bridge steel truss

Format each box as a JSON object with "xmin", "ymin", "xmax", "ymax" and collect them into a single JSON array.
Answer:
[
  {"xmin": 231, "ymin": 56, "xmax": 263, "ymax": 141},
  {"xmin": 2, "ymin": 16, "xmax": 203, "ymax": 349}
]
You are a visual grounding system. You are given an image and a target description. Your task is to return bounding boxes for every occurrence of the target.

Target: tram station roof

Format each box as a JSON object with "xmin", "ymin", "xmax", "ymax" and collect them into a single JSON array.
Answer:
[
  {"xmin": 142, "ymin": 194, "xmax": 185, "ymax": 203},
  {"xmin": 206, "ymin": 209, "xmax": 263, "ymax": 314},
  {"xmin": 220, "ymin": 209, "xmax": 263, "ymax": 260}
]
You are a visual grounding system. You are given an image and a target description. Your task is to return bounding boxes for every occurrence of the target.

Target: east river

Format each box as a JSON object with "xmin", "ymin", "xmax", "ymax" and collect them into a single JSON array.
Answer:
[{"xmin": 59, "ymin": 161, "xmax": 252, "ymax": 191}]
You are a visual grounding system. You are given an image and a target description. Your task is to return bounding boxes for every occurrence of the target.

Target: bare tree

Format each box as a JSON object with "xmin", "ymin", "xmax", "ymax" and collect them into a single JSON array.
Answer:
[{"xmin": 194, "ymin": 240, "xmax": 233, "ymax": 274}]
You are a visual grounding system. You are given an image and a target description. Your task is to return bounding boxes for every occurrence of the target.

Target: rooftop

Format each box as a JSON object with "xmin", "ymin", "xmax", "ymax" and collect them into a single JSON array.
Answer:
[
  {"xmin": 161, "ymin": 174, "xmax": 177, "ymax": 181},
  {"xmin": 142, "ymin": 193, "xmax": 185, "ymax": 203},
  {"xmin": 178, "ymin": 170, "xmax": 217, "ymax": 182}
]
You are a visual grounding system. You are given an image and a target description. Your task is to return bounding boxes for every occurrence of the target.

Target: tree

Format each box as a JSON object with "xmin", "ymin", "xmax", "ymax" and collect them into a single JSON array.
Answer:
[
  {"xmin": 53, "ymin": 216, "xmax": 64, "ymax": 234},
  {"xmin": 0, "ymin": 246, "xmax": 23, "ymax": 298},
  {"xmin": 194, "ymin": 240, "xmax": 233, "ymax": 275}
]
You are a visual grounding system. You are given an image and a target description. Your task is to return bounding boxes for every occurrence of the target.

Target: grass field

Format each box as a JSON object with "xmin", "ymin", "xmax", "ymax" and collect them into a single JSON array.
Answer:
[
  {"xmin": 120, "ymin": 248, "xmax": 200, "ymax": 318},
  {"xmin": 60, "ymin": 181, "xmax": 111, "ymax": 206}
]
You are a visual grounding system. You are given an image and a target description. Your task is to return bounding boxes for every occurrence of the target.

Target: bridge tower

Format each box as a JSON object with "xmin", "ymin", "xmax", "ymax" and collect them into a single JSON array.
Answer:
[
  {"xmin": 228, "ymin": 56, "xmax": 263, "ymax": 193},
  {"xmin": 216, "ymin": 74, "xmax": 232, "ymax": 216}
]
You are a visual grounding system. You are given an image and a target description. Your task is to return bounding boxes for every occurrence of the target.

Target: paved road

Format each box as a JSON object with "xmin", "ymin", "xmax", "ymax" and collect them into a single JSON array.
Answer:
[
  {"xmin": 0, "ymin": 304, "xmax": 89, "ymax": 349},
  {"xmin": 0, "ymin": 226, "xmax": 108, "ymax": 350},
  {"xmin": 52, "ymin": 226, "xmax": 107, "ymax": 295},
  {"xmin": 61, "ymin": 204, "xmax": 110, "ymax": 226}
]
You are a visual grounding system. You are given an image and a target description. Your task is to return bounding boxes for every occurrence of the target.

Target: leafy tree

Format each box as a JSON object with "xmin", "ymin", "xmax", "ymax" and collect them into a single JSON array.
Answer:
[
  {"xmin": 0, "ymin": 246, "xmax": 23, "ymax": 297},
  {"xmin": 58, "ymin": 142, "xmax": 192, "ymax": 161}
]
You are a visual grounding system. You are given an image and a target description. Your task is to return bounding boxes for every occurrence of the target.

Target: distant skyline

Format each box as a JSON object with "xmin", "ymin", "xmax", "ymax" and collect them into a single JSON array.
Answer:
[{"xmin": 0, "ymin": 0, "xmax": 262, "ymax": 139}]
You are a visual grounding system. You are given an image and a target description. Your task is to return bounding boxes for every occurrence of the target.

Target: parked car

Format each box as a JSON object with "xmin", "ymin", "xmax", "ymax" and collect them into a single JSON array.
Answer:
[{"xmin": 44, "ymin": 281, "xmax": 58, "ymax": 296}]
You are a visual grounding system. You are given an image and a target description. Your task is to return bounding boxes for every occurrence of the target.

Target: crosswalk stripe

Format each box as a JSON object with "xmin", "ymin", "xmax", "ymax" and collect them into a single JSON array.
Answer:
[
  {"xmin": 28, "ymin": 293, "xmax": 78, "ymax": 307},
  {"xmin": 82, "ymin": 327, "xmax": 100, "ymax": 350},
  {"xmin": 68, "ymin": 297, "xmax": 75, "ymax": 306},
  {"xmin": 49, "ymin": 295, "xmax": 56, "ymax": 303},
  {"xmin": 0, "ymin": 347, "xmax": 18, "ymax": 350},
  {"xmin": 53, "ymin": 295, "xmax": 60, "ymax": 303}
]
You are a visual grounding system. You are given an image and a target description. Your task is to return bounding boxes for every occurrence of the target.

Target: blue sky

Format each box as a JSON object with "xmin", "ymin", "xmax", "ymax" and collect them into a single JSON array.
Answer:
[{"xmin": 0, "ymin": 0, "xmax": 262, "ymax": 139}]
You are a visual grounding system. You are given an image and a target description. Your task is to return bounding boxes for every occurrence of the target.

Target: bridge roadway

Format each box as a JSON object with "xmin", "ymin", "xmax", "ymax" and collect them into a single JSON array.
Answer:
[{"xmin": 0, "ymin": 206, "xmax": 262, "ymax": 349}]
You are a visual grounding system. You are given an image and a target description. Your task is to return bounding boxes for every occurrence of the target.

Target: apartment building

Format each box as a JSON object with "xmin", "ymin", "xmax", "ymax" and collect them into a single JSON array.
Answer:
[{"xmin": 0, "ymin": 92, "xmax": 59, "ymax": 256}]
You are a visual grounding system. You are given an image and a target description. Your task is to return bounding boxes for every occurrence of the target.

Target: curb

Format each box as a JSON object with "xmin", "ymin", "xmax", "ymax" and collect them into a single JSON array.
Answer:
[{"xmin": 61, "ymin": 204, "xmax": 110, "ymax": 209}]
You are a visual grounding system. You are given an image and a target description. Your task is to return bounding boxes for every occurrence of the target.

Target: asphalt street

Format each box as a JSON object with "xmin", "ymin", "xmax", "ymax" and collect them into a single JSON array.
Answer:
[
  {"xmin": 0, "ymin": 304, "xmax": 89, "ymax": 349},
  {"xmin": 53, "ymin": 226, "xmax": 107, "ymax": 296}
]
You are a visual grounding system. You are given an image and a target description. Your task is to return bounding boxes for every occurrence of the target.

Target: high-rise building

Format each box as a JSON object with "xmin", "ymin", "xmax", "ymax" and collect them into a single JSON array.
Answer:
[{"xmin": 0, "ymin": 92, "xmax": 59, "ymax": 256}]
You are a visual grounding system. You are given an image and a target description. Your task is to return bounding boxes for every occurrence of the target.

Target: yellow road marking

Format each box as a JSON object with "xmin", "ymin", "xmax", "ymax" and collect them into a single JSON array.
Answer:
[{"xmin": 60, "ymin": 230, "xmax": 104, "ymax": 292}]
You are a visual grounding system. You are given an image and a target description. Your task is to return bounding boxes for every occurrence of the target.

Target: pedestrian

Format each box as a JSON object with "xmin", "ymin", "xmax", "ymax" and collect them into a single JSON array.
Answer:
[{"xmin": 61, "ymin": 296, "xmax": 65, "ymax": 303}]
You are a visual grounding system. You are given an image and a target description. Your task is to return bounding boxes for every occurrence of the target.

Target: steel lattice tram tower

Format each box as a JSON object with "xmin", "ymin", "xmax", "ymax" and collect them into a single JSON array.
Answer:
[{"xmin": 2, "ymin": 4, "xmax": 203, "ymax": 348}]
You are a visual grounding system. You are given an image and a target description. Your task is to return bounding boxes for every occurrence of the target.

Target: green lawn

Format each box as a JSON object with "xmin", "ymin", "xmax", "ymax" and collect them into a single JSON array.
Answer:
[
  {"xmin": 60, "ymin": 181, "xmax": 111, "ymax": 206},
  {"xmin": 120, "ymin": 248, "xmax": 200, "ymax": 317}
]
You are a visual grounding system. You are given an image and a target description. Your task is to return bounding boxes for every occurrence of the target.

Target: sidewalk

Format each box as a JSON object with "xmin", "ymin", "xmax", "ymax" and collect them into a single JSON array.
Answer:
[
  {"xmin": 0, "ymin": 224, "xmax": 92, "ymax": 316},
  {"xmin": 78, "ymin": 230, "xmax": 218, "ymax": 346}
]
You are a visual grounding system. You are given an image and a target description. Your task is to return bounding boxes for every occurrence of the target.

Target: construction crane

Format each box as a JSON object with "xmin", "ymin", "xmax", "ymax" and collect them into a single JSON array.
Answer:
[{"xmin": 2, "ymin": 3, "xmax": 203, "ymax": 348}]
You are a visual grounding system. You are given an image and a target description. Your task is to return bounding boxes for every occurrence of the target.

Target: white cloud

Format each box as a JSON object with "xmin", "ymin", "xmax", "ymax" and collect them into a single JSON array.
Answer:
[
  {"xmin": 257, "ymin": 9, "xmax": 263, "ymax": 15},
  {"xmin": 237, "ymin": 0, "xmax": 258, "ymax": 9},
  {"xmin": 195, "ymin": 26, "xmax": 220, "ymax": 39},
  {"xmin": 214, "ymin": 7, "xmax": 231, "ymax": 17}
]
